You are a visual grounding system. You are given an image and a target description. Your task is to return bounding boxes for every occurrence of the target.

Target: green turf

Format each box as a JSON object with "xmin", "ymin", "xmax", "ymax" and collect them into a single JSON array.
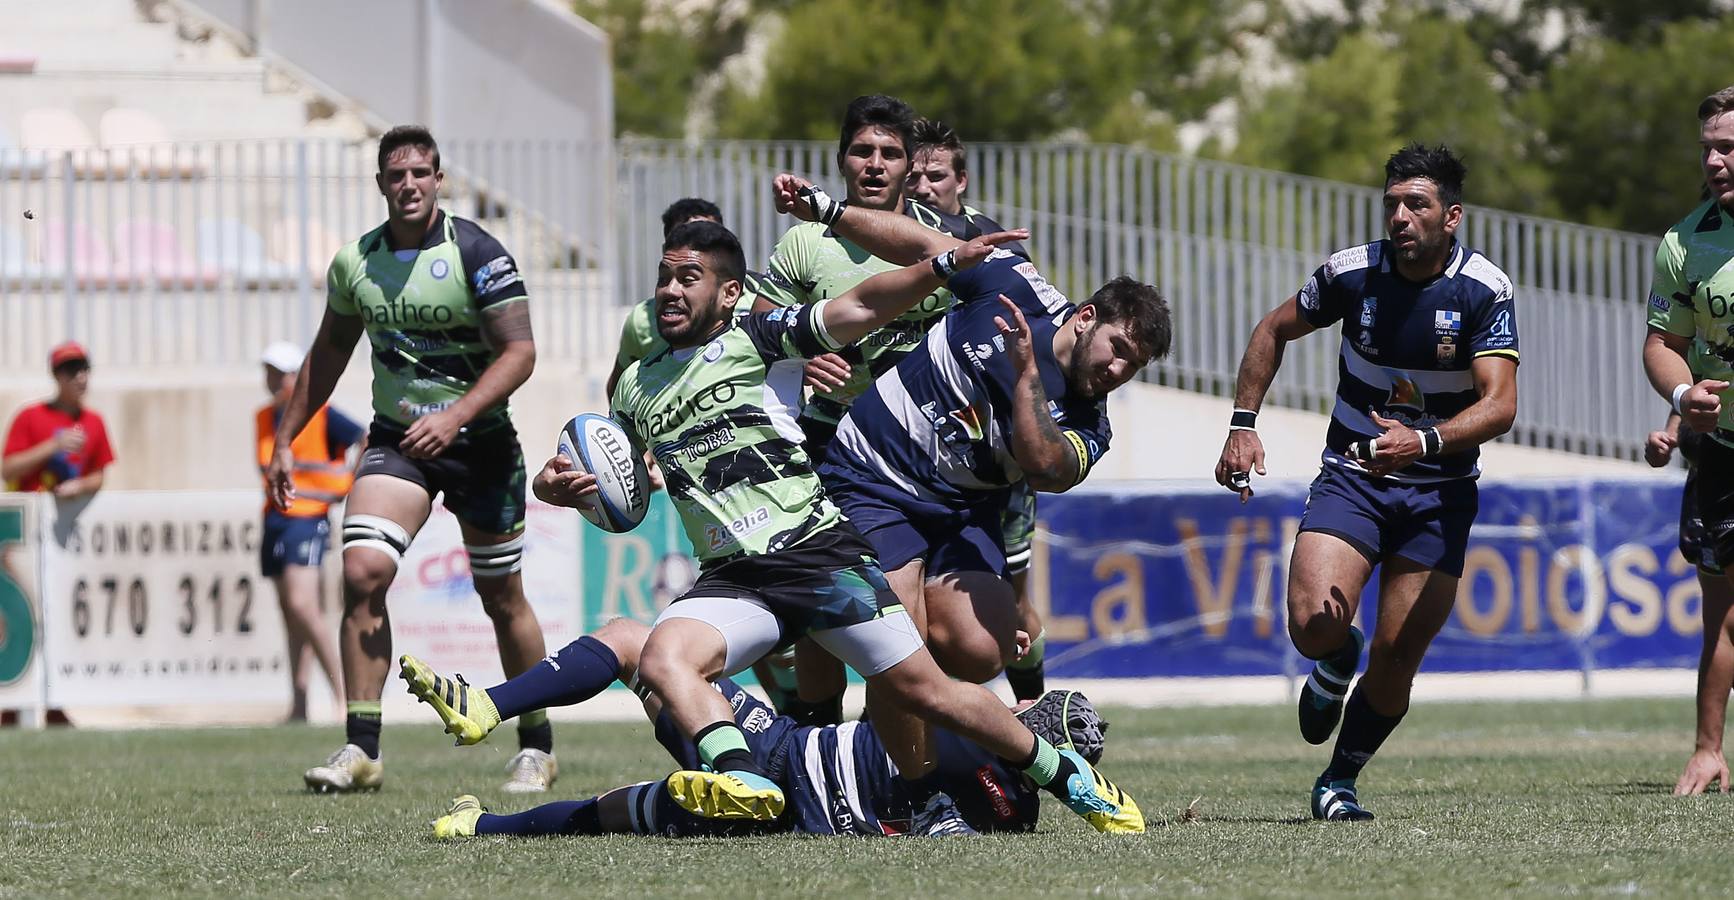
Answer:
[{"xmin": 3, "ymin": 697, "xmax": 1734, "ymax": 897}]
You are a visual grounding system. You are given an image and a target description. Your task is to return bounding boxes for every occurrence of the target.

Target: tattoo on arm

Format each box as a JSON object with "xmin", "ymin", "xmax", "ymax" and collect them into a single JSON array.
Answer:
[
  {"xmin": 481, "ymin": 300, "xmax": 534, "ymax": 346},
  {"xmin": 1023, "ymin": 374, "xmax": 1081, "ymax": 483}
]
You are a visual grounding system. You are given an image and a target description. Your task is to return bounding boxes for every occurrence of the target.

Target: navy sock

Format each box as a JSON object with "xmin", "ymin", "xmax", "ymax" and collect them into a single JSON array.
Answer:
[
  {"xmin": 475, "ymin": 798, "xmax": 603, "ymax": 836},
  {"xmin": 345, "ymin": 701, "xmax": 382, "ymax": 759},
  {"xmin": 783, "ymin": 693, "xmax": 844, "ymax": 728},
  {"xmin": 486, "ymin": 636, "xmax": 621, "ymax": 722},
  {"xmin": 1322, "ymin": 685, "xmax": 1405, "ymax": 783},
  {"xmin": 1004, "ymin": 661, "xmax": 1046, "ymax": 702}
]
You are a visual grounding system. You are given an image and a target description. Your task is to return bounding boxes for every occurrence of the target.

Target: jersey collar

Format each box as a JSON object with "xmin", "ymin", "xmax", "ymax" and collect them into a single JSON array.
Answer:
[{"xmin": 370, "ymin": 210, "xmax": 451, "ymax": 254}]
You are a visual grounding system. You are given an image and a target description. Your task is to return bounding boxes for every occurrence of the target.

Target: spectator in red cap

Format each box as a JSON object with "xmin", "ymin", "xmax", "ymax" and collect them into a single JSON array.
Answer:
[{"xmin": 2, "ymin": 341, "xmax": 115, "ymax": 497}]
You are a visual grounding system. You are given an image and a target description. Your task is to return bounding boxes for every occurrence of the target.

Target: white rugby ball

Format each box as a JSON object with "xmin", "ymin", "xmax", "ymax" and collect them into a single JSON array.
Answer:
[{"xmin": 557, "ymin": 413, "xmax": 650, "ymax": 533}]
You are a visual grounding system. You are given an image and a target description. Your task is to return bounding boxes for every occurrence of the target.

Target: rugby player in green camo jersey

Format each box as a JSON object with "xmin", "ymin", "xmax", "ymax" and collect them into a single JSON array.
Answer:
[
  {"xmin": 754, "ymin": 96, "xmax": 1009, "ymax": 725},
  {"xmin": 1641, "ymin": 85, "xmax": 1734, "ymax": 795},
  {"xmin": 908, "ymin": 116, "xmax": 1048, "ymax": 703},
  {"xmin": 606, "ymin": 197, "xmax": 799, "ymax": 713},
  {"xmin": 533, "ymin": 219, "xmax": 1143, "ymax": 834},
  {"xmin": 269, "ymin": 125, "xmax": 557, "ymax": 795}
]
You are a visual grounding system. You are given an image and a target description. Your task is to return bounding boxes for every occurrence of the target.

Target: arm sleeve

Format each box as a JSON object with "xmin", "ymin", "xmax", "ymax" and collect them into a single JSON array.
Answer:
[
  {"xmin": 456, "ymin": 220, "xmax": 530, "ymax": 309},
  {"xmin": 1053, "ymin": 401, "xmax": 1112, "ymax": 484},
  {"xmin": 1648, "ymin": 232, "xmax": 1697, "ymax": 338},
  {"xmin": 3, "ymin": 410, "xmax": 34, "ymax": 457},
  {"xmin": 1296, "ymin": 261, "xmax": 1353, "ymax": 329},
  {"xmin": 755, "ymin": 228, "xmax": 814, "ymax": 308},
  {"xmin": 739, "ymin": 305, "xmax": 840, "ymax": 363},
  {"xmin": 325, "ymin": 407, "xmax": 367, "ymax": 456},
  {"xmin": 325, "ymin": 251, "xmax": 356, "ymax": 316},
  {"xmin": 1467, "ymin": 278, "xmax": 1520, "ymax": 363}
]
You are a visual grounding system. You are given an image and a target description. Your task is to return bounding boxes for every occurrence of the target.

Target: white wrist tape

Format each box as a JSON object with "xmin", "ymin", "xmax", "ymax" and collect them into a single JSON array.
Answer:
[{"xmin": 1673, "ymin": 383, "xmax": 1692, "ymax": 414}]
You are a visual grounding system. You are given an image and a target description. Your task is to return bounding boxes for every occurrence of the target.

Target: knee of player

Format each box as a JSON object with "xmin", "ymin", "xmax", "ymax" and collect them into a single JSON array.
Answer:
[
  {"xmin": 339, "ymin": 551, "xmax": 395, "ymax": 598},
  {"xmin": 339, "ymin": 515, "xmax": 411, "ymax": 595},
  {"xmin": 594, "ymin": 618, "xmax": 651, "ymax": 675},
  {"xmin": 634, "ymin": 639, "xmax": 686, "ymax": 696}
]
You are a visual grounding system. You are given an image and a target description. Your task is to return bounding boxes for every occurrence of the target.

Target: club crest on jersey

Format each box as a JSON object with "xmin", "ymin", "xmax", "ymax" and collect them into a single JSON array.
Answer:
[
  {"xmin": 429, "ymin": 258, "xmax": 450, "ymax": 280},
  {"xmin": 1386, "ymin": 373, "xmax": 1425, "ymax": 411},
  {"xmin": 1359, "ymin": 297, "xmax": 1377, "ymax": 328},
  {"xmin": 1435, "ymin": 309, "xmax": 1461, "ymax": 331},
  {"xmin": 1436, "ymin": 341, "xmax": 1457, "ymax": 365},
  {"xmin": 703, "ymin": 340, "xmax": 725, "ymax": 363}
]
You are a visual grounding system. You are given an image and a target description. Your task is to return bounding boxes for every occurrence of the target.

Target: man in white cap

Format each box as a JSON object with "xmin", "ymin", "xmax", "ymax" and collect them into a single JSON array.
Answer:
[{"xmin": 257, "ymin": 342, "xmax": 360, "ymax": 722}]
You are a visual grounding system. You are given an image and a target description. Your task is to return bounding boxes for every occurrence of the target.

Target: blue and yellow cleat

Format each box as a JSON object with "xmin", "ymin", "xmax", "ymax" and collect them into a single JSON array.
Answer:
[
  {"xmin": 664, "ymin": 770, "xmax": 787, "ymax": 822},
  {"xmin": 399, "ymin": 654, "xmax": 501, "ymax": 746},
  {"xmin": 1057, "ymin": 750, "xmax": 1145, "ymax": 834},
  {"xmin": 432, "ymin": 794, "xmax": 485, "ymax": 839},
  {"xmin": 1298, "ymin": 625, "xmax": 1365, "ymax": 745},
  {"xmin": 1311, "ymin": 776, "xmax": 1375, "ymax": 821}
]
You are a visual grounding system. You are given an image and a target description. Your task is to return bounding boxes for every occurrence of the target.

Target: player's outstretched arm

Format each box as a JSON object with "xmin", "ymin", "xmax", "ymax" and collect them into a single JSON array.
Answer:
[
  {"xmin": 1678, "ymin": 582, "xmax": 1734, "ymax": 795},
  {"xmin": 774, "ymin": 173, "xmax": 960, "ymax": 265},
  {"xmin": 269, "ymin": 307, "xmax": 363, "ymax": 510},
  {"xmin": 819, "ymin": 229, "xmax": 1029, "ymax": 348},
  {"xmin": 1645, "ymin": 328, "xmax": 1728, "ymax": 434},
  {"xmin": 1214, "ymin": 296, "xmax": 1317, "ymax": 501}
]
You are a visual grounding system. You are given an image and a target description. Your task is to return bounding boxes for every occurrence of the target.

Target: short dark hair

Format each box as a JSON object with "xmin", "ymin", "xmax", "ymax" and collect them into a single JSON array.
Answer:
[
  {"xmin": 1384, "ymin": 142, "xmax": 1467, "ymax": 208},
  {"xmin": 1700, "ymin": 86, "xmax": 1734, "ymax": 122},
  {"xmin": 1083, "ymin": 276, "xmax": 1171, "ymax": 362},
  {"xmin": 662, "ymin": 220, "xmax": 745, "ymax": 285},
  {"xmin": 911, "ymin": 118, "xmax": 966, "ymax": 176},
  {"xmin": 379, "ymin": 125, "xmax": 440, "ymax": 172},
  {"xmin": 660, "ymin": 198, "xmax": 725, "ymax": 238},
  {"xmin": 838, "ymin": 94, "xmax": 916, "ymax": 164}
]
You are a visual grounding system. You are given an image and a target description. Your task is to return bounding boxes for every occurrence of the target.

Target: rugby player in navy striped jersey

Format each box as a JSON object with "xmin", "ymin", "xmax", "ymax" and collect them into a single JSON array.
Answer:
[{"xmin": 1215, "ymin": 143, "xmax": 1519, "ymax": 821}]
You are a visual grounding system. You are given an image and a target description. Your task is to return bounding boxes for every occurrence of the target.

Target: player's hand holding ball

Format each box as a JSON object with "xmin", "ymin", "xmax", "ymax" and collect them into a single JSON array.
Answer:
[
  {"xmin": 533, "ymin": 453, "xmax": 600, "ymax": 510},
  {"xmin": 1681, "ymin": 379, "xmax": 1729, "ymax": 434}
]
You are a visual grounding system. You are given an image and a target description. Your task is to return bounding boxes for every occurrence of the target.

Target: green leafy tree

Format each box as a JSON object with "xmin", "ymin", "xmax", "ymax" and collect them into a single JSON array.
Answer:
[
  {"xmin": 574, "ymin": 0, "xmax": 761, "ymax": 137},
  {"xmin": 713, "ymin": 0, "xmax": 1126, "ymax": 142},
  {"xmin": 1524, "ymin": 15, "xmax": 1734, "ymax": 233}
]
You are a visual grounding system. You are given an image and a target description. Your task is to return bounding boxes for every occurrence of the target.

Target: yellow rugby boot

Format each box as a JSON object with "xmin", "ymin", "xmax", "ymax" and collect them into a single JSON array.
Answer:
[
  {"xmin": 432, "ymin": 795, "xmax": 485, "ymax": 839},
  {"xmin": 399, "ymin": 654, "xmax": 500, "ymax": 746},
  {"xmin": 1057, "ymin": 750, "xmax": 1145, "ymax": 834},
  {"xmin": 663, "ymin": 770, "xmax": 786, "ymax": 822}
]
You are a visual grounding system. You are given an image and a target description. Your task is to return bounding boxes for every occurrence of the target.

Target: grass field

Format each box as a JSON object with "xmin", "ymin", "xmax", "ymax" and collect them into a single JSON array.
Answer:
[{"xmin": 4, "ymin": 696, "xmax": 1734, "ymax": 898}]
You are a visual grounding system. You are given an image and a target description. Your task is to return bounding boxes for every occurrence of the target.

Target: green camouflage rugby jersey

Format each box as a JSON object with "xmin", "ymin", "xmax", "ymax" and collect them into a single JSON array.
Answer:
[
  {"xmin": 327, "ymin": 211, "xmax": 527, "ymax": 429},
  {"xmin": 1648, "ymin": 199, "xmax": 1734, "ymax": 443},
  {"xmin": 611, "ymin": 304, "xmax": 847, "ymax": 565}
]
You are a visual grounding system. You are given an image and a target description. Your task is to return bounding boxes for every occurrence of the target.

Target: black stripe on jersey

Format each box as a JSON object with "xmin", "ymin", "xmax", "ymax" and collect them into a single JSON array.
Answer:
[{"xmin": 694, "ymin": 438, "xmax": 807, "ymax": 496}]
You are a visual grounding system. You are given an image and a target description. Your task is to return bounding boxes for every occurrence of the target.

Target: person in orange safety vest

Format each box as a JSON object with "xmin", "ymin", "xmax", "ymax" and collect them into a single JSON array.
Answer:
[{"xmin": 258, "ymin": 341, "xmax": 363, "ymax": 722}]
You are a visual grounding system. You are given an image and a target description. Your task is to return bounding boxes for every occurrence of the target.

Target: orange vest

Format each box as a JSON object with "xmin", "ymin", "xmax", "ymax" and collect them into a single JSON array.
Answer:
[{"xmin": 257, "ymin": 405, "xmax": 354, "ymax": 517}]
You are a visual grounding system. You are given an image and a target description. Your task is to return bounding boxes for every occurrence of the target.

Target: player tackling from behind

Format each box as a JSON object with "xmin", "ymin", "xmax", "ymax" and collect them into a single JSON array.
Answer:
[
  {"xmin": 531, "ymin": 220, "xmax": 1141, "ymax": 834},
  {"xmin": 269, "ymin": 125, "xmax": 557, "ymax": 794},
  {"xmin": 1640, "ymin": 85, "xmax": 1734, "ymax": 795},
  {"xmin": 1216, "ymin": 143, "xmax": 1519, "ymax": 820}
]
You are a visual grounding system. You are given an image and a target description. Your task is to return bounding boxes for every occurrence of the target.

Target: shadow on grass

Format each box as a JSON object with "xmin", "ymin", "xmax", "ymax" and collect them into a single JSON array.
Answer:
[{"xmin": 1598, "ymin": 781, "xmax": 1675, "ymax": 796}]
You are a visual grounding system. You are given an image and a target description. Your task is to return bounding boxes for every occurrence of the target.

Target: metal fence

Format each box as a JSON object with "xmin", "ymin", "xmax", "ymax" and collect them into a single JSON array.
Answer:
[
  {"xmin": 0, "ymin": 137, "xmax": 1658, "ymax": 461},
  {"xmin": 617, "ymin": 140, "xmax": 1659, "ymax": 461},
  {"xmin": 0, "ymin": 138, "xmax": 614, "ymax": 367}
]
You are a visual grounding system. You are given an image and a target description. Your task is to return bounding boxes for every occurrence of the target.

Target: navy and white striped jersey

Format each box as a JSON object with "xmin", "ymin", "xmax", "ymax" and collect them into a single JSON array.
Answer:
[
  {"xmin": 829, "ymin": 251, "xmax": 1112, "ymax": 505},
  {"xmin": 780, "ymin": 718, "xmax": 1040, "ymax": 836},
  {"xmin": 1298, "ymin": 239, "xmax": 1519, "ymax": 481}
]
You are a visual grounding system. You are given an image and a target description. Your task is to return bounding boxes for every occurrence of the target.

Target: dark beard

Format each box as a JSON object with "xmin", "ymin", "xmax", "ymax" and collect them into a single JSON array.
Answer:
[{"xmin": 1066, "ymin": 322, "xmax": 1099, "ymax": 398}]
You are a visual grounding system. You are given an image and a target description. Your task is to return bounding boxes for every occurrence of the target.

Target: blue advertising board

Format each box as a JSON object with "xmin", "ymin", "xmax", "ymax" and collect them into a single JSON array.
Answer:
[{"xmin": 578, "ymin": 475, "xmax": 1701, "ymax": 681}]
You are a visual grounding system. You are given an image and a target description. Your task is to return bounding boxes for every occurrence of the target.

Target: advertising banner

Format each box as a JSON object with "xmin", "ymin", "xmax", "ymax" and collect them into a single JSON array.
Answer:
[
  {"xmin": 386, "ymin": 499, "xmax": 583, "ymax": 686},
  {"xmin": 38, "ymin": 491, "xmax": 291, "ymax": 707},
  {"xmin": 0, "ymin": 494, "xmax": 43, "ymax": 712},
  {"xmin": 1034, "ymin": 476, "xmax": 1700, "ymax": 679}
]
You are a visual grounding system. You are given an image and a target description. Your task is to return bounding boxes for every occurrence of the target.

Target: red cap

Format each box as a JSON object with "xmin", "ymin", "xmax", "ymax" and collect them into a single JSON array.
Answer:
[{"xmin": 49, "ymin": 341, "xmax": 89, "ymax": 370}]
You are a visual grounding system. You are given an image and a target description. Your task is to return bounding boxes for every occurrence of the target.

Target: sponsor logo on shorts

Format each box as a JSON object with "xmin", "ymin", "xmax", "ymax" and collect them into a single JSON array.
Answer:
[
  {"xmin": 742, "ymin": 706, "xmax": 773, "ymax": 734},
  {"xmin": 728, "ymin": 688, "xmax": 747, "ymax": 712}
]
